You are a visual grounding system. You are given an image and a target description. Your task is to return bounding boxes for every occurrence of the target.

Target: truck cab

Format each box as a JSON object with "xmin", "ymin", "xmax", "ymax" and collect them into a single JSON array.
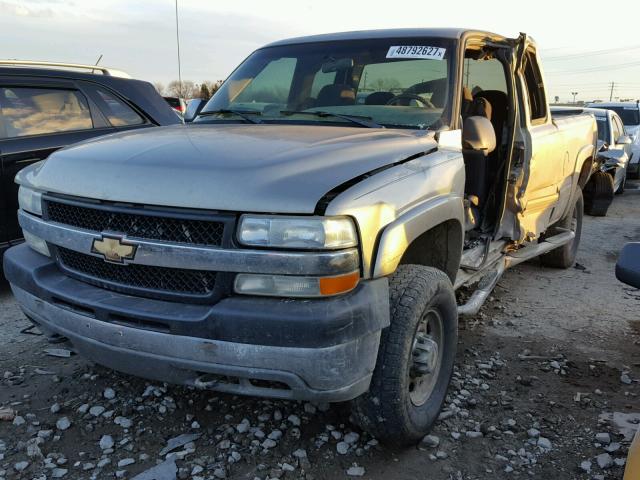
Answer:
[{"xmin": 3, "ymin": 29, "xmax": 596, "ymax": 444}]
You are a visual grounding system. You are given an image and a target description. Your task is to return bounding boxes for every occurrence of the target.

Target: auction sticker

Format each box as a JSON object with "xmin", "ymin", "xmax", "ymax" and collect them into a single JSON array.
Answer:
[{"xmin": 386, "ymin": 46, "xmax": 446, "ymax": 60}]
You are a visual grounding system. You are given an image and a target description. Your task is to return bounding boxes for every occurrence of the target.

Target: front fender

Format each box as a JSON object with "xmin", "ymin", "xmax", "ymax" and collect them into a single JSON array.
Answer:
[
  {"xmin": 372, "ymin": 195, "xmax": 464, "ymax": 278},
  {"xmin": 323, "ymin": 149, "xmax": 465, "ymax": 279}
]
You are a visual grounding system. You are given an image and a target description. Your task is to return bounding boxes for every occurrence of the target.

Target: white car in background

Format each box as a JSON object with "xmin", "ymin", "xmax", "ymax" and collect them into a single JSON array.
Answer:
[
  {"xmin": 552, "ymin": 106, "xmax": 631, "ymax": 195},
  {"xmin": 587, "ymin": 101, "xmax": 640, "ymax": 179}
]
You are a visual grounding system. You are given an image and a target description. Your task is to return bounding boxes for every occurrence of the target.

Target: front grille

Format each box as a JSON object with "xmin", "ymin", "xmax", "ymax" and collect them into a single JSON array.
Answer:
[
  {"xmin": 57, "ymin": 247, "xmax": 217, "ymax": 297},
  {"xmin": 46, "ymin": 200, "xmax": 225, "ymax": 246}
]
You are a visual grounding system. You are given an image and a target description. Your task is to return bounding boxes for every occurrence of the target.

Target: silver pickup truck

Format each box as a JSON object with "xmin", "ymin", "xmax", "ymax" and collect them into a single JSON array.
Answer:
[{"xmin": 3, "ymin": 28, "xmax": 597, "ymax": 443}]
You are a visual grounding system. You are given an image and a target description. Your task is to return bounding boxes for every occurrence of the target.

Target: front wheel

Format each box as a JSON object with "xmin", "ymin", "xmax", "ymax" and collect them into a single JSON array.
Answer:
[
  {"xmin": 351, "ymin": 265, "xmax": 457, "ymax": 445},
  {"xmin": 540, "ymin": 188, "xmax": 584, "ymax": 269}
]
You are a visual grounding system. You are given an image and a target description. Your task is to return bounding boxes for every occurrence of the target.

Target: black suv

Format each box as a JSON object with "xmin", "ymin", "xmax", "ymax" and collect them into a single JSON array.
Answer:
[{"xmin": 0, "ymin": 61, "xmax": 181, "ymax": 257}]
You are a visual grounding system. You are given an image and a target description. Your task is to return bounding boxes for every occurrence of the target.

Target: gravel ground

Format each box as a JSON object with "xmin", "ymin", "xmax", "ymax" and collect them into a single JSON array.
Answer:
[{"xmin": 1, "ymin": 183, "xmax": 639, "ymax": 480}]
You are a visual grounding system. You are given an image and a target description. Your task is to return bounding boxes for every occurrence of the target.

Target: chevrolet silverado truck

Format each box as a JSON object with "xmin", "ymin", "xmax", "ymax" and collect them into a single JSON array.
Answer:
[{"xmin": 3, "ymin": 29, "xmax": 597, "ymax": 443}]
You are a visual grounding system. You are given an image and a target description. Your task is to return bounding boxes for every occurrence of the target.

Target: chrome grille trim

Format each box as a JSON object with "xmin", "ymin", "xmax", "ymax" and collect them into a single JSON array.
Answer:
[{"xmin": 18, "ymin": 210, "xmax": 360, "ymax": 276}]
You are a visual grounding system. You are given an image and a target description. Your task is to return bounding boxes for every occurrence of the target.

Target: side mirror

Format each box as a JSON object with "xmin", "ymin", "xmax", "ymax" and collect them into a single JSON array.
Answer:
[
  {"xmin": 462, "ymin": 116, "xmax": 496, "ymax": 154},
  {"xmin": 596, "ymin": 139, "xmax": 607, "ymax": 152},
  {"xmin": 617, "ymin": 134, "xmax": 632, "ymax": 145},
  {"xmin": 616, "ymin": 243, "xmax": 640, "ymax": 288},
  {"xmin": 184, "ymin": 99, "xmax": 207, "ymax": 123}
]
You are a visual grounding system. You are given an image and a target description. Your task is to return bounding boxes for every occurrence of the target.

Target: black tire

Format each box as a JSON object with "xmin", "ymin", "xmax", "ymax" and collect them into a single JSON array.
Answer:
[
  {"xmin": 583, "ymin": 171, "xmax": 614, "ymax": 216},
  {"xmin": 540, "ymin": 188, "xmax": 583, "ymax": 269},
  {"xmin": 351, "ymin": 265, "xmax": 457, "ymax": 445}
]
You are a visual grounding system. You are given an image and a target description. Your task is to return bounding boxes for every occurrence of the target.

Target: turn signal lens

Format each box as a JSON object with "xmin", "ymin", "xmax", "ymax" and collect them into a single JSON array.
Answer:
[
  {"xmin": 318, "ymin": 271, "xmax": 360, "ymax": 296},
  {"xmin": 234, "ymin": 271, "xmax": 360, "ymax": 297},
  {"xmin": 18, "ymin": 186, "xmax": 43, "ymax": 216}
]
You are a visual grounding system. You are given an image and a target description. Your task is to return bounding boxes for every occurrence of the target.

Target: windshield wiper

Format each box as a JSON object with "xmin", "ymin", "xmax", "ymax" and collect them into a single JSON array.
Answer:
[
  {"xmin": 280, "ymin": 110, "xmax": 382, "ymax": 128},
  {"xmin": 198, "ymin": 109, "xmax": 262, "ymax": 124}
]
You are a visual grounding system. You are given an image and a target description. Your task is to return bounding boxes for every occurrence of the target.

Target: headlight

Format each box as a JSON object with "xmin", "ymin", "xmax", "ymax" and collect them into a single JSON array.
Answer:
[
  {"xmin": 23, "ymin": 230, "xmax": 50, "ymax": 257},
  {"xmin": 18, "ymin": 186, "xmax": 43, "ymax": 216},
  {"xmin": 237, "ymin": 215, "xmax": 358, "ymax": 249}
]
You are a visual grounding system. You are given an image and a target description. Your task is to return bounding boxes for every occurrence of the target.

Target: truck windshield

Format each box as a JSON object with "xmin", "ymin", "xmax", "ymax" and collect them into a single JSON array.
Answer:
[{"xmin": 199, "ymin": 37, "xmax": 455, "ymax": 130}]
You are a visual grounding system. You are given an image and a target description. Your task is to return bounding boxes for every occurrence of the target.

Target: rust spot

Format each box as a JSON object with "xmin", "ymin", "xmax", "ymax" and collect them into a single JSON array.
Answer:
[{"xmin": 200, "ymin": 342, "xmax": 217, "ymax": 352}]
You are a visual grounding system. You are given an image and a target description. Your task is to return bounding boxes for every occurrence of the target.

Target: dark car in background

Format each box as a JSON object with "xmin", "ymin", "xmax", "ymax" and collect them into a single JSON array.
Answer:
[
  {"xmin": 163, "ymin": 96, "xmax": 187, "ymax": 116},
  {"xmin": 0, "ymin": 60, "xmax": 181, "ymax": 258}
]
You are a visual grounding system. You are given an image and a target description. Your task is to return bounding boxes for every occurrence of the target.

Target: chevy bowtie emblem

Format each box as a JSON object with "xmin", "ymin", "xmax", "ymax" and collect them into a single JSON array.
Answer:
[{"xmin": 91, "ymin": 235, "xmax": 137, "ymax": 263}]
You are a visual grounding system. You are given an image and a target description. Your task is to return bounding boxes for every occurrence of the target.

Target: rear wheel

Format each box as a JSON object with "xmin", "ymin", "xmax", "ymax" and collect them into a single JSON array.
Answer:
[
  {"xmin": 351, "ymin": 265, "xmax": 457, "ymax": 445},
  {"xmin": 583, "ymin": 171, "xmax": 614, "ymax": 216},
  {"xmin": 540, "ymin": 188, "xmax": 583, "ymax": 269}
]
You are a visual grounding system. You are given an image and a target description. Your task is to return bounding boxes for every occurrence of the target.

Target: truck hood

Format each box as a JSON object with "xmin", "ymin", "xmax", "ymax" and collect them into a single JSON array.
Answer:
[{"xmin": 24, "ymin": 124, "xmax": 438, "ymax": 213}]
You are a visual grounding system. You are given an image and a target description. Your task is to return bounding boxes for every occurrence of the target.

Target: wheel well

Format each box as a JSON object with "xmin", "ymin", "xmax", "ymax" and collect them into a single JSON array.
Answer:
[
  {"xmin": 577, "ymin": 155, "xmax": 594, "ymax": 190},
  {"xmin": 398, "ymin": 220, "xmax": 462, "ymax": 283}
]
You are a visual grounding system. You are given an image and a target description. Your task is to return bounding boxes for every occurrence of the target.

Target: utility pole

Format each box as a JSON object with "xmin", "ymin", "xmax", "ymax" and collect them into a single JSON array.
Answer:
[
  {"xmin": 571, "ymin": 92, "xmax": 578, "ymax": 104},
  {"xmin": 609, "ymin": 82, "xmax": 615, "ymax": 101},
  {"xmin": 175, "ymin": 0, "xmax": 182, "ymax": 97}
]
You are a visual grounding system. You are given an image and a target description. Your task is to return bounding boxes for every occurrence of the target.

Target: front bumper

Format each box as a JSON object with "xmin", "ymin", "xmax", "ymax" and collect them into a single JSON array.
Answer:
[{"xmin": 4, "ymin": 244, "xmax": 390, "ymax": 402}]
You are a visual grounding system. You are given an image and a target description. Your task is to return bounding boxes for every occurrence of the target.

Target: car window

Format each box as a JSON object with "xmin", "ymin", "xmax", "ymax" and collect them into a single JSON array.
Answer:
[
  {"xmin": 522, "ymin": 51, "xmax": 547, "ymax": 122},
  {"xmin": 203, "ymin": 37, "xmax": 455, "ymax": 130},
  {"xmin": 358, "ymin": 58, "xmax": 449, "ymax": 105},
  {"xmin": 94, "ymin": 88, "xmax": 144, "ymax": 126},
  {"xmin": 310, "ymin": 69, "xmax": 337, "ymax": 99},
  {"xmin": 612, "ymin": 115, "xmax": 625, "ymax": 141},
  {"xmin": 0, "ymin": 86, "xmax": 92, "ymax": 138},
  {"xmin": 232, "ymin": 57, "xmax": 298, "ymax": 105},
  {"xmin": 594, "ymin": 116, "xmax": 609, "ymax": 143},
  {"xmin": 462, "ymin": 57, "xmax": 508, "ymax": 93},
  {"xmin": 610, "ymin": 115, "xmax": 621, "ymax": 140}
]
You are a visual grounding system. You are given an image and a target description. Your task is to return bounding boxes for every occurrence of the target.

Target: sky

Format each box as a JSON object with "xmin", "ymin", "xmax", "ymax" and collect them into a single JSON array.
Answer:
[{"xmin": 1, "ymin": 0, "xmax": 640, "ymax": 103}]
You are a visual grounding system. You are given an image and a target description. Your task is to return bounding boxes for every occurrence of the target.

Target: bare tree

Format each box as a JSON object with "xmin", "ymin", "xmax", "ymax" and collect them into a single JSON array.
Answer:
[
  {"xmin": 159, "ymin": 80, "xmax": 223, "ymax": 99},
  {"xmin": 153, "ymin": 82, "xmax": 165, "ymax": 95},
  {"xmin": 167, "ymin": 80, "xmax": 197, "ymax": 99}
]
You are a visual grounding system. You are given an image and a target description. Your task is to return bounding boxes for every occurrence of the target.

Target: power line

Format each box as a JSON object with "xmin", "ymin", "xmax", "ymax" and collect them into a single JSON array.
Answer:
[
  {"xmin": 545, "ymin": 60, "xmax": 640, "ymax": 75},
  {"xmin": 542, "ymin": 45, "xmax": 640, "ymax": 61}
]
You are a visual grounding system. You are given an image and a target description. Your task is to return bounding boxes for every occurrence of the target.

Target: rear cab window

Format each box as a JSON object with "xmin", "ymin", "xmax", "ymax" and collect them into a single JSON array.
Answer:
[
  {"xmin": 0, "ymin": 86, "xmax": 93, "ymax": 138},
  {"xmin": 522, "ymin": 51, "xmax": 547, "ymax": 124}
]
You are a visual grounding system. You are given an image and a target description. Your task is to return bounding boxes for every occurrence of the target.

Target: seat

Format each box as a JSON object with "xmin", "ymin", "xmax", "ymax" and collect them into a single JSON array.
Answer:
[
  {"xmin": 365, "ymin": 91, "xmax": 394, "ymax": 105},
  {"xmin": 429, "ymin": 81, "xmax": 448, "ymax": 108},
  {"xmin": 315, "ymin": 84, "xmax": 356, "ymax": 107},
  {"xmin": 462, "ymin": 95, "xmax": 495, "ymax": 216},
  {"xmin": 465, "ymin": 90, "xmax": 509, "ymax": 229},
  {"xmin": 474, "ymin": 90, "xmax": 508, "ymax": 189},
  {"xmin": 461, "ymin": 87, "xmax": 474, "ymax": 119}
]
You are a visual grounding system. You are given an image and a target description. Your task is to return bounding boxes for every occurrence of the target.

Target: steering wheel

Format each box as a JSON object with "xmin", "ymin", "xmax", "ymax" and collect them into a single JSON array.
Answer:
[{"xmin": 386, "ymin": 93, "xmax": 434, "ymax": 109}]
